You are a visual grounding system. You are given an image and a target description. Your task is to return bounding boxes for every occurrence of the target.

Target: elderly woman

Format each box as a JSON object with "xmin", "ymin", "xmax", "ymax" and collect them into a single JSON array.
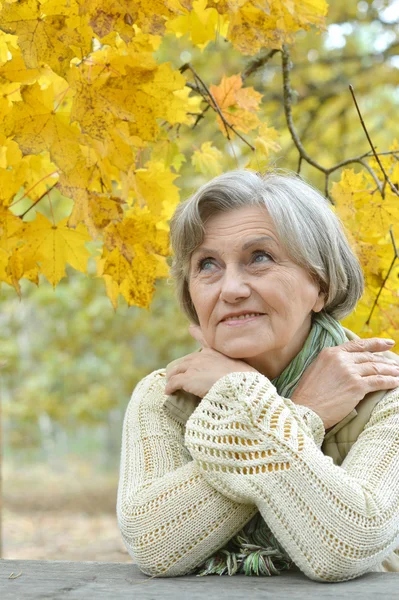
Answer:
[{"xmin": 117, "ymin": 170, "xmax": 399, "ymax": 582}]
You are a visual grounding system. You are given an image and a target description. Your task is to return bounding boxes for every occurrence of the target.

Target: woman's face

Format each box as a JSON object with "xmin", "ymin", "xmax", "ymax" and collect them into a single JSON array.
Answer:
[{"xmin": 188, "ymin": 205, "xmax": 325, "ymax": 377}]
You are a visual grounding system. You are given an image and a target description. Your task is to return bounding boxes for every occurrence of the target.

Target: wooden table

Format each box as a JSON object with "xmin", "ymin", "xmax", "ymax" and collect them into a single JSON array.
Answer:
[{"xmin": 1, "ymin": 559, "xmax": 399, "ymax": 599}]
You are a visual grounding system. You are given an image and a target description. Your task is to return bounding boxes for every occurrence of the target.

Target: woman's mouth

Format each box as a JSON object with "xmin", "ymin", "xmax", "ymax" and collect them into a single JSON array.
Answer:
[{"xmin": 220, "ymin": 313, "xmax": 265, "ymax": 326}]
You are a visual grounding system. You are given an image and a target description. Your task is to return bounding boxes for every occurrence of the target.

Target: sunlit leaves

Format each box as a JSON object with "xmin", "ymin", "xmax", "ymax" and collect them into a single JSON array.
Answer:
[
  {"xmin": 0, "ymin": 0, "xmax": 329, "ymax": 308},
  {"xmin": 191, "ymin": 141, "xmax": 223, "ymax": 176},
  {"xmin": 332, "ymin": 167, "xmax": 399, "ymax": 342}
]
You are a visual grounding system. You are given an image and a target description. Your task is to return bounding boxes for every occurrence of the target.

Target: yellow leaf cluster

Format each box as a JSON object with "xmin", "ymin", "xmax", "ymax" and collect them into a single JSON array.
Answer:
[
  {"xmin": 0, "ymin": 0, "xmax": 327, "ymax": 308},
  {"xmin": 208, "ymin": 0, "xmax": 328, "ymax": 54},
  {"xmin": 332, "ymin": 160, "xmax": 399, "ymax": 343}
]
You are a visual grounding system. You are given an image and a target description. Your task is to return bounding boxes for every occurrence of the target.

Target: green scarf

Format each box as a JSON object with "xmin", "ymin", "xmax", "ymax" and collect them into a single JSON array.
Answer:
[{"xmin": 193, "ymin": 310, "xmax": 347, "ymax": 577}]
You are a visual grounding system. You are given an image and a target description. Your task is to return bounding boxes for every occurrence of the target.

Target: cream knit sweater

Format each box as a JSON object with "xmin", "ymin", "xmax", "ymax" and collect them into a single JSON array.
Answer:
[{"xmin": 117, "ymin": 369, "xmax": 399, "ymax": 582}]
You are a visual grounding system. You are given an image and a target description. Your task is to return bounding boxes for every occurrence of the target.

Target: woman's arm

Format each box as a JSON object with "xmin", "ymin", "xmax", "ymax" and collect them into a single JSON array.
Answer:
[
  {"xmin": 184, "ymin": 371, "xmax": 399, "ymax": 582},
  {"xmin": 116, "ymin": 369, "xmax": 258, "ymax": 577}
]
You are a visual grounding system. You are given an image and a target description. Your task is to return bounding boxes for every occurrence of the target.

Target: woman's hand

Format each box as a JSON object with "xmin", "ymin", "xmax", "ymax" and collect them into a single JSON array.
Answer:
[
  {"xmin": 164, "ymin": 325, "xmax": 257, "ymax": 398},
  {"xmin": 291, "ymin": 338, "xmax": 399, "ymax": 430}
]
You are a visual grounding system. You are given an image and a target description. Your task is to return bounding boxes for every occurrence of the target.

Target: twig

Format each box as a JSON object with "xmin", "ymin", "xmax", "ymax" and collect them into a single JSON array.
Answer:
[
  {"xmin": 366, "ymin": 227, "xmax": 399, "ymax": 325},
  {"xmin": 242, "ymin": 49, "xmax": 279, "ymax": 81},
  {"xmin": 349, "ymin": 85, "xmax": 399, "ymax": 198},
  {"xmin": 17, "ymin": 184, "xmax": 57, "ymax": 219},
  {"xmin": 9, "ymin": 572, "xmax": 22, "ymax": 579}
]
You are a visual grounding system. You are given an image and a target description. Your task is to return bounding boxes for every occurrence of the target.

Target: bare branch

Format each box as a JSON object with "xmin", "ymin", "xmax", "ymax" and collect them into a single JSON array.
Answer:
[
  {"xmin": 349, "ymin": 85, "xmax": 399, "ymax": 198},
  {"xmin": 281, "ymin": 45, "xmax": 327, "ymax": 173},
  {"xmin": 366, "ymin": 227, "xmax": 399, "ymax": 325},
  {"xmin": 242, "ymin": 49, "xmax": 279, "ymax": 81}
]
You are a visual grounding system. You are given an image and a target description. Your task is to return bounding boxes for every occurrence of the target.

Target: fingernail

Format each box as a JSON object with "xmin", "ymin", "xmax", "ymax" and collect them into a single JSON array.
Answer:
[{"xmin": 385, "ymin": 339, "xmax": 395, "ymax": 345}]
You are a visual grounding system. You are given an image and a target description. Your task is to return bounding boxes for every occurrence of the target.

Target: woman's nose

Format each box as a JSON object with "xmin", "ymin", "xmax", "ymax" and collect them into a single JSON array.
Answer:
[{"xmin": 219, "ymin": 268, "xmax": 251, "ymax": 303}]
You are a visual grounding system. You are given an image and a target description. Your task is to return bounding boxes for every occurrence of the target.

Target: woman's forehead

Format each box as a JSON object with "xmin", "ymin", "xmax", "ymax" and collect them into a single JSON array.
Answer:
[{"xmin": 201, "ymin": 206, "xmax": 278, "ymax": 242}]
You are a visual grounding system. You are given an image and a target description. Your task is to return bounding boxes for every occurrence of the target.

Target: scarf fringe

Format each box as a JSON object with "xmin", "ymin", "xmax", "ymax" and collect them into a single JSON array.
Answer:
[{"xmin": 194, "ymin": 522, "xmax": 294, "ymax": 577}]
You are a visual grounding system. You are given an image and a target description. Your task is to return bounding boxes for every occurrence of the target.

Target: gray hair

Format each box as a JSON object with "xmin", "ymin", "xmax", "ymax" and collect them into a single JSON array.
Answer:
[{"xmin": 169, "ymin": 169, "xmax": 364, "ymax": 324}]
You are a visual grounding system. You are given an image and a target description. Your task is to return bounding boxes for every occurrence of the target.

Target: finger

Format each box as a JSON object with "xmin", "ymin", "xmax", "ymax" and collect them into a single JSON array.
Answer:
[
  {"xmin": 358, "ymin": 361, "xmax": 399, "ymax": 378},
  {"xmin": 166, "ymin": 361, "xmax": 188, "ymax": 380},
  {"xmin": 164, "ymin": 374, "xmax": 185, "ymax": 396},
  {"xmin": 363, "ymin": 375, "xmax": 399, "ymax": 394},
  {"xmin": 189, "ymin": 325, "xmax": 210, "ymax": 349},
  {"xmin": 351, "ymin": 351, "xmax": 399, "ymax": 365},
  {"xmin": 340, "ymin": 338, "xmax": 395, "ymax": 353},
  {"xmin": 165, "ymin": 355, "xmax": 191, "ymax": 378}
]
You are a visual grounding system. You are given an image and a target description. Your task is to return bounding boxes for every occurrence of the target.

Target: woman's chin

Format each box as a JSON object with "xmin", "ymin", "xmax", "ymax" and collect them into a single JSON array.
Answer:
[{"xmin": 215, "ymin": 340, "xmax": 268, "ymax": 360}]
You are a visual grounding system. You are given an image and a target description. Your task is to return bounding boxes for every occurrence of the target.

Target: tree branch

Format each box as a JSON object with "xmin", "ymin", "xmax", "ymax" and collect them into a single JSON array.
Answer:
[
  {"xmin": 366, "ymin": 227, "xmax": 399, "ymax": 325},
  {"xmin": 241, "ymin": 49, "xmax": 279, "ymax": 81},
  {"xmin": 349, "ymin": 84, "xmax": 399, "ymax": 198}
]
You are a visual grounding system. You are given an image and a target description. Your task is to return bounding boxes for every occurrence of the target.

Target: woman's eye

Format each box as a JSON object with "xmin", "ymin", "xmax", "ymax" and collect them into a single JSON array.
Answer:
[
  {"xmin": 198, "ymin": 257, "xmax": 215, "ymax": 271},
  {"xmin": 252, "ymin": 250, "xmax": 273, "ymax": 264}
]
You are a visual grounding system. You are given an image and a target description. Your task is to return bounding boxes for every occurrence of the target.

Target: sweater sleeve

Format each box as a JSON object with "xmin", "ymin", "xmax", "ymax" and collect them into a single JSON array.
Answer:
[
  {"xmin": 184, "ymin": 371, "xmax": 399, "ymax": 583},
  {"xmin": 116, "ymin": 369, "xmax": 258, "ymax": 577}
]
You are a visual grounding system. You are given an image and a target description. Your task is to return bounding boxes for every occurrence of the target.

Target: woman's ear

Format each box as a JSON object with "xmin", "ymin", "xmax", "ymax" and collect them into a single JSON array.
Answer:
[{"xmin": 313, "ymin": 289, "xmax": 326, "ymax": 313}]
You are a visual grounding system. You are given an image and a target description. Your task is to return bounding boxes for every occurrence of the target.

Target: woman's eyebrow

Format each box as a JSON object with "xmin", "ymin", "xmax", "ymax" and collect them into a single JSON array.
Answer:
[
  {"xmin": 242, "ymin": 235, "xmax": 278, "ymax": 250},
  {"xmin": 193, "ymin": 236, "xmax": 278, "ymax": 257}
]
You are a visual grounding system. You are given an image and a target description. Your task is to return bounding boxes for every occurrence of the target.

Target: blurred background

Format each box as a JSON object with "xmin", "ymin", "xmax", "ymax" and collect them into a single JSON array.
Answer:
[{"xmin": 1, "ymin": 0, "xmax": 399, "ymax": 561}]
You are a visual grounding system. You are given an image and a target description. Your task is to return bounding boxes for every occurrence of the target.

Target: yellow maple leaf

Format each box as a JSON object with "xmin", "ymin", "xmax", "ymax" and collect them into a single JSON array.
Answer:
[
  {"xmin": 0, "ymin": 206, "xmax": 25, "ymax": 255},
  {"xmin": 4, "ymin": 82, "xmax": 81, "ymax": 171},
  {"xmin": 0, "ymin": 45, "xmax": 41, "ymax": 84},
  {"xmin": 6, "ymin": 245, "xmax": 40, "ymax": 296},
  {"xmin": 103, "ymin": 205, "xmax": 170, "ymax": 264},
  {"xmin": 130, "ymin": 160, "xmax": 180, "ymax": 221},
  {"xmin": 119, "ymin": 245, "xmax": 169, "ymax": 308},
  {"xmin": 0, "ymin": 31, "xmax": 19, "ymax": 66},
  {"xmin": 0, "ymin": 134, "xmax": 22, "ymax": 169},
  {"xmin": 191, "ymin": 142, "xmax": 223, "ymax": 177},
  {"xmin": 68, "ymin": 191, "xmax": 124, "ymax": 239},
  {"xmin": 9, "ymin": 213, "xmax": 91, "ymax": 286},
  {"xmin": 167, "ymin": 0, "xmax": 229, "ymax": 49},
  {"xmin": 246, "ymin": 123, "xmax": 281, "ymax": 168},
  {"xmin": 0, "ymin": 0, "xmax": 93, "ymax": 76}
]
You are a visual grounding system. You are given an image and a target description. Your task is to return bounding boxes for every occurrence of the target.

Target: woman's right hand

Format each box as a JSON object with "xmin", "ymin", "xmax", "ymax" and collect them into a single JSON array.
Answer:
[{"xmin": 291, "ymin": 338, "xmax": 399, "ymax": 430}]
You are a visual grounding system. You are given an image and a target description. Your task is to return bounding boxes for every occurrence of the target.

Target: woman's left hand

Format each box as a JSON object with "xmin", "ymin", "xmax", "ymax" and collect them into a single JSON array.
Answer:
[{"xmin": 164, "ymin": 325, "xmax": 258, "ymax": 398}]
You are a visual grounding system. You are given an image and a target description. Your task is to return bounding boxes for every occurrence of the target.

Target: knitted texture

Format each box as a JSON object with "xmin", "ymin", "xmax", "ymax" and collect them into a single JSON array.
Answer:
[
  {"xmin": 192, "ymin": 311, "xmax": 345, "ymax": 576},
  {"xmin": 117, "ymin": 327, "xmax": 399, "ymax": 581}
]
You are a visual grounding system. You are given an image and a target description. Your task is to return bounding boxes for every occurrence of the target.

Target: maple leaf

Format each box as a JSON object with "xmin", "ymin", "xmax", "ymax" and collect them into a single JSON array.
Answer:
[
  {"xmin": 210, "ymin": 74, "xmax": 261, "ymax": 135},
  {"xmin": 3, "ymin": 82, "xmax": 81, "ymax": 171},
  {"xmin": 68, "ymin": 191, "xmax": 124, "ymax": 240},
  {"xmin": 0, "ymin": 0, "xmax": 93, "ymax": 76},
  {"xmin": 167, "ymin": 0, "xmax": 229, "ymax": 48},
  {"xmin": 246, "ymin": 123, "xmax": 281, "ymax": 169},
  {"xmin": 191, "ymin": 142, "xmax": 223, "ymax": 176},
  {"xmin": 103, "ymin": 206, "xmax": 170, "ymax": 265},
  {"xmin": 130, "ymin": 161, "xmax": 180, "ymax": 221},
  {"xmin": 9, "ymin": 213, "xmax": 91, "ymax": 286},
  {"xmin": 0, "ymin": 134, "xmax": 22, "ymax": 169}
]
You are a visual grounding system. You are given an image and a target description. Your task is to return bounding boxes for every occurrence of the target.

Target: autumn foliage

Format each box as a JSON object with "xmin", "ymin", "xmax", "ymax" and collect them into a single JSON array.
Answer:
[{"xmin": 0, "ymin": 0, "xmax": 398, "ymax": 342}]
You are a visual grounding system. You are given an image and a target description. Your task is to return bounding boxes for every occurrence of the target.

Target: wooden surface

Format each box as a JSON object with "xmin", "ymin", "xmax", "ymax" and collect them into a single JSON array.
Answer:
[{"xmin": 1, "ymin": 560, "xmax": 399, "ymax": 599}]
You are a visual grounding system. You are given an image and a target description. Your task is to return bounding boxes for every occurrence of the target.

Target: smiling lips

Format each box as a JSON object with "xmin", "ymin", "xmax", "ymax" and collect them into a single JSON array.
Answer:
[{"xmin": 220, "ymin": 312, "xmax": 265, "ymax": 325}]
